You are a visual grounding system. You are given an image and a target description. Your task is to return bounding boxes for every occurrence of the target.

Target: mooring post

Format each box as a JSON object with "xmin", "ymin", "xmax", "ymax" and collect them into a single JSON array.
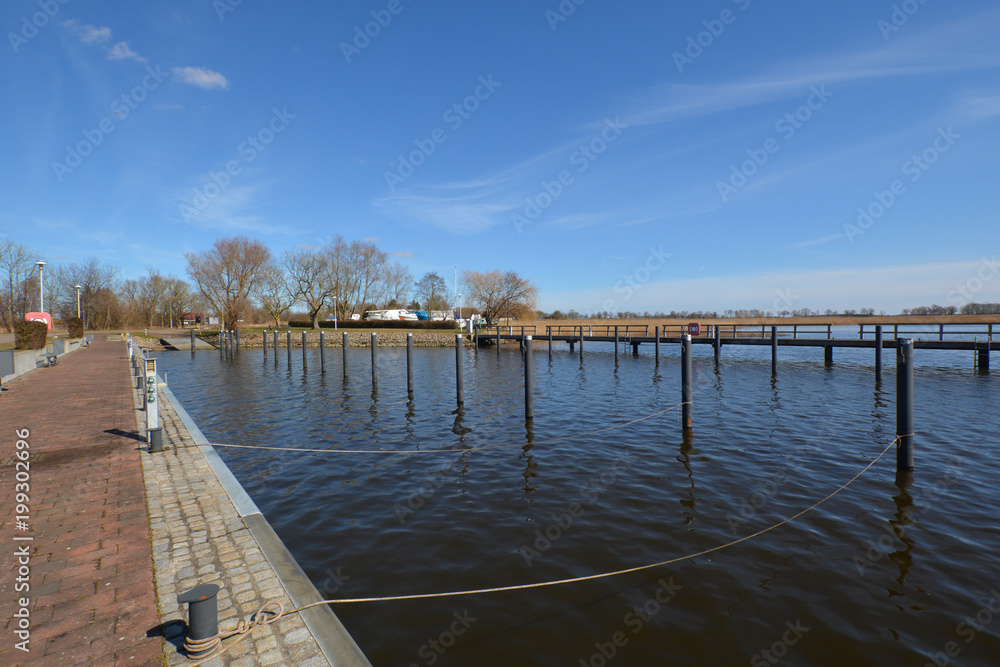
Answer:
[
  {"xmin": 614, "ymin": 325, "xmax": 619, "ymax": 364},
  {"xmin": 178, "ymin": 584, "xmax": 220, "ymax": 658},
  {"xmin": 286, "ymin": 331, "xmax": 292, "ymax": 366},
  {"xmin": 681, "ymin": 334, "xmax": 693, "ymax": 431},
  {"xmin": 236, "ymin": 329, "xmax": 240, "ymax": 351},
  {"xmin": 342, "ymin": 331, "xmax": 348, "ymax": 377},
  {"xmin": 548, "ymin": 328, "xmax": 552, "ymax": 356},
  {"xmin": 875, "ymin": 326, "xmax": 883, "ymax": 383},
  {"xmin": 771, "ymin": 325, "xmax": 778, "ymax": 376},
  {"xmin": 824, "ymin": 345, "xmax": 833, "ymax": 366},
  {"xmin": 406, "ymin": 333, "xmax": 414, "ymax": 397},
  {"xmin": 977, "ymin": 342, "xmax": 990, "ymax": 373},
  {"xmin": 371, "ymin": 332, "xmax": 377, "ymax": 387},
  {"xmin": 455, "ymin": 333, "xmax": 464, "ymax": 406},
  {"xmin": 262, "ymin": 328, "xmax": 267, "ymax": 359},
  {"xmin": 302, "ymin": 332, "xmax": 308, "ymax": 367},
  {"xmin": 654, "ymin": 325, "xmax": 660, "ymax": 362},
  {"xmin": 496, "ymin": 325, "xmax": 501, "ymax": 356},
  {"xmin": 273, "ymin": 329, "xmax": 278, "ymax": 354},
  {"xmin": 579, "ymin": 327, "xmax": 584, "ymax": 358},
  {"xmin": 190, "ymin": 328, "xmax": 196, "ymax": 350},
  {"xmin": 320, "ymin": 331, "xmax": 326, "ymax": 372},
  {"xmin": 524, "ymin": 335, "xmax": 534, "ymax": 421},
  {"xmin": 714, "ymin": 324, "xmax": 721, "ymax": 365},
  {"xmin": 896, "ymin": 339, "xmax": 914, "ymax": 470}
]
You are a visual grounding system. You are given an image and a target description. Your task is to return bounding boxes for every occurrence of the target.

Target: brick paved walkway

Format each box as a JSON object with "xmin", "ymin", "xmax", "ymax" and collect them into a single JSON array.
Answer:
[{"xmin": 0, "ymin": 338, "xmax": 162, "ymax": 666}]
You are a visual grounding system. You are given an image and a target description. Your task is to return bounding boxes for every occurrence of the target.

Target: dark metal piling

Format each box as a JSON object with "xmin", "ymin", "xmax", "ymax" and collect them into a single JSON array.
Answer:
[
  {"xmin": 771, "ymin": 325, "xmax": 778, "ymax": 376},
  {"xmin": 875, "ymin": 325, "xmax": 883, "ymax": 383},
  {"xmin": 455, "ymin": 334, "xmax": 464, "ymax": 406},
  {"xmin": 654, "ymin": 326, "xmax": 660, "ymax": 362},
  {"xmin": 614, "ymin": 325, "xmax": 619, "ymax": 364},
  {"xmin": 370, "ymin": 333, "xmax": 377, "ymax": 387},
  {"xmin": 286, "ymin": 331, "xmax": 291, "ymax": 366},
  {"xmin": 406, "ymin": 333, "xmax": 414, "ymax": 398},
  {"xmin": 824, "ymin": 345, "xmax": 833, "ymax": 366},
  {"xmin": 896, "ymin": 339, "xmax": 914, "ymax": 470},
  {"xmin": 263, "ymin": 328, "xmax": 267, "ymax": 359},
  {"xmin": 524, "ymin": 335, "xmax": 534, "ymax": 421},
  {"xmin": 301, "ymin": 332, "xmax": 307, "ymax": 368},
  {"xmin": 714, "ymin": 324, "xmax": 721, "ymax": 365},
  {"xmin": 342, "ymin": 332, "xmax": 348, "ymax": 378},
  {"xmin": 320, "ymin": 331, "xmax": 326, "ymax": 372},
  {"xmin": 681, "ymin": 334, "xmax": 693, "ymax": 431}
]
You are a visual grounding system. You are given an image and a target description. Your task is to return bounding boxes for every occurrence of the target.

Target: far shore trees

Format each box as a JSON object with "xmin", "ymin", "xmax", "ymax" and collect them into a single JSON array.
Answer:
[
  {"xmin": 254, "ymin": 260, "xmax": 296, "ymax": 327},
  {"xmin": 284, "ymin": 245, "xmax": 337, "ymax": 330},
  {"xmin": 463, "ymin": 269, "xmax": 538, "ymax": 324},
  {"xmin": 185, "ymin": 236, "xmax": 271, "ymax": 330},
  {"xmin": 414, "ymin": 272, "xmax": 449, "ymax": 311}
]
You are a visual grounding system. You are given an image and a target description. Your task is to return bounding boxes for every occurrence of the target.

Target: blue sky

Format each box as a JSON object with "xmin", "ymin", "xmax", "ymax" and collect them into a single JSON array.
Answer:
[{"xmin": 2, "ymin": 0, "xmax": 998, "ymax": 314}]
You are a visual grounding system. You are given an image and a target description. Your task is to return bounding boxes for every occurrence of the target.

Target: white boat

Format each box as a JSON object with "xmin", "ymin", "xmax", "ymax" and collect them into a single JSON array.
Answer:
[{"xmin": 363, "ymin": 309, "xmax": 419, "ymax": 321}]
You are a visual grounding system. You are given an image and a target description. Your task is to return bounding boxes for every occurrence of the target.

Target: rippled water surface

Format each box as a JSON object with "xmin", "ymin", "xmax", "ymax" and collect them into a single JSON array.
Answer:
[{"xmin": 155, "ymin": 338, "xmax": 1000, "ymax": 666}]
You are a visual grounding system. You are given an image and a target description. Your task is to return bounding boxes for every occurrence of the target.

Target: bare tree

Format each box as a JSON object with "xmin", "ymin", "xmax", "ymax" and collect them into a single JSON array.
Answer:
[
  {"xmin": 163, "ymin": 278, "xmax": 194, "ymax": 329},
  {"xmin": 284, "ymin": 246, "xmax": 337, "ymax": 329},
  {"xmin": 185, "ymin": 236, "xmax": 271, "ymax": 330},
  {"xmin": 463, "ymin": 269, "xmax": 538, "ymax": 323},
  {"xmin": 139, "ymin": 268, "xmax": 168, "ymax": 327},
  {"xmin": 385, "ymin": 261, "xmax": 413, "ymax": 308},
  {"xmin": 0, "ymin": 240, "xmax": 41, "ymax": 332},
  {"xmin": 254, "ymin": 260, "xmax": 296, "ymax": 327},
  {"xmin": 414, "ymin": 272, "xmax": 448, "ymax": 311},
  {"xmin": 58, "ymin": 257, "xmax": 121, "ymax": 329}
]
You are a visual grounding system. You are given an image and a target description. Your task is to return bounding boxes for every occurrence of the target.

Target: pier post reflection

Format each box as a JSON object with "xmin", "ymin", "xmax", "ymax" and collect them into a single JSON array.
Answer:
[{"xmin": 889, "ymin": 470, "xmax": 916, "ymax": 586}]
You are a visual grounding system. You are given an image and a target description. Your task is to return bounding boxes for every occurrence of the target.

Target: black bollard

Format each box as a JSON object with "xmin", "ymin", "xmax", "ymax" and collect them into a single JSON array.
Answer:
[
  {"xmin": 302, "ymin": 332, "xmax": 307, "ymax": 368},
  {"xmin": 286, "ymin": 331, "xmax": 291, "ymax": 366},
  {"xmin": 320, "ymin": 331, "xmax": 326, "ymax": 372},
  {"xmin": 263, "ymin": 328, "xmax": 268, "ymax": 359},
  {"xmin": 178, "ymin": 584, "xmax": 220, "ymax": 656},
  {"xmin": 681, "ymin": 334, "xmax": 693, "ymax": 431},
  {"xmin": 655, "ymin": 325, "xmax": 660, "ymax": 363},
  {"xmin": 896, "ymin": 339, "xmax": 914, "ymax": 470}
]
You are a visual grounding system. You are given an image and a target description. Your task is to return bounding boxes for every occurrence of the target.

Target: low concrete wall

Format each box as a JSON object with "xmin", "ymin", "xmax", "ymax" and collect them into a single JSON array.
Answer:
[
  {"xmin": 1, "ymin": 337, "xmax": 85, "ymax": 386},
  {"xmin": 0, "ymin": 348, "xmax": 43, "ymax": 385}
]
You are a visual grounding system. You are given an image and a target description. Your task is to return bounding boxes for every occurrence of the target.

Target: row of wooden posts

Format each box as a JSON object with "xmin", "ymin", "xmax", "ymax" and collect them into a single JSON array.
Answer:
[{"xmin": 210, "ymin": 328, "xmax": 916, "ymax": 472}]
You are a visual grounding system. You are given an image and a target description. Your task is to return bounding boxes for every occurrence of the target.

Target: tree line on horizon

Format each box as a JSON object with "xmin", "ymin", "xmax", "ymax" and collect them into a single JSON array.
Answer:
[
  {"xmin": 0, "ymin": 235, "xmax": 539, "ymax": 332},
  {"xmin": 2, "ymin": 236, "xmax": 995, "ymax": 332}
]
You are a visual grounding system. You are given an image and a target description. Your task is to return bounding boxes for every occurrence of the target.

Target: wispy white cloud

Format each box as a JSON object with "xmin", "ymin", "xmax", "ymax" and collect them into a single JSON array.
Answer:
[
  {"xmin": 390, "ymin": 250, "xmax": 415, "ymax": 258},
  {"xmin": 172, "ymin": 66, "xmax": 230, "ymax": 90},
  {"xmin": 621, "ymin": 7, "xmax": 1000, "ymax": 127},
  {"xmin": 62, "ymin": 20, "xmax": 111, "ymax": 44},
  {"xmin": 107, "ymin": 41, "xmax": 146, "ymax": 63},
  {"xmin": 62, "ymin": 21, "xmax": 147, "ymax": 63}
]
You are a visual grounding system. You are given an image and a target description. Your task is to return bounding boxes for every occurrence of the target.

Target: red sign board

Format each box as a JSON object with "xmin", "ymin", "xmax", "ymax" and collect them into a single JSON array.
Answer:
[{"xmin": 25, "ymin": 312, "xmax": 52, "ymax": 331}]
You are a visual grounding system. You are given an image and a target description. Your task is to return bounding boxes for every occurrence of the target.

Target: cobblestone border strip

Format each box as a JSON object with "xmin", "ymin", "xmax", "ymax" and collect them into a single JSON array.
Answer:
[{"xmin": 131, "ymin": 357, "xmax": 370, "ymax": 666}]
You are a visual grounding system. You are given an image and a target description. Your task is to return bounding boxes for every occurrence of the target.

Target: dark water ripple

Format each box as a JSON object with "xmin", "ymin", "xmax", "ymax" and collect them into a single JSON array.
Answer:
[{"xmin": 155, "ymin": 339, "xmax": 1000, "ymax": 666}]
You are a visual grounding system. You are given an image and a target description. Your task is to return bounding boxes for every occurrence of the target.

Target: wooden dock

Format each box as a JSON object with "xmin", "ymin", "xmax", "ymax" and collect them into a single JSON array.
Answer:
[{"xmin": 481, "ymin": 322, "xmax": 996, "ymax": 372}]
